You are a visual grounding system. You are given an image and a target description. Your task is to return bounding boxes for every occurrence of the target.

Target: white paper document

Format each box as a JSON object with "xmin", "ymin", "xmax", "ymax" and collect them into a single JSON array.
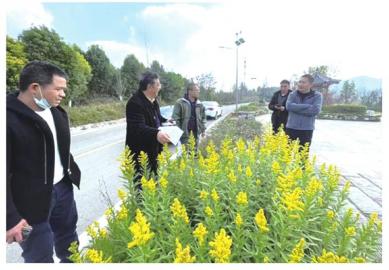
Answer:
[{"xmin": 158, "ymin": 126, "xmax": 183, "ymax": 146}]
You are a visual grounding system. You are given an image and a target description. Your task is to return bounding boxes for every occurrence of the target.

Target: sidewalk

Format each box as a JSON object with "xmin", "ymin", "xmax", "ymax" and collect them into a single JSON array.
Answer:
[{"xmin": 255, "ymin": 114, "xmax": 382, "ymax": 222}]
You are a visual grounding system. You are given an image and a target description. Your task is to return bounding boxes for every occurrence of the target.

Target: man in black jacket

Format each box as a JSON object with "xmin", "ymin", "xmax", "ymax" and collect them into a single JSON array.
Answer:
[
  {"xmin": 125, "ymin": 71, "xmax": 171, "ymax": 189},
  {"xmin": 268, "ymin": 79, "xmax": 292, "ymax": 133},
  {"xmin": 6, "ymin": 61, "xmax": 81, "ymax": 263}
]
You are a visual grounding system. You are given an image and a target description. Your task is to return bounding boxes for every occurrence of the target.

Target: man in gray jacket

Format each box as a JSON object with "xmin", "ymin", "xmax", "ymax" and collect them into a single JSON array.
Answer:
[
  {"xmin": 285, "ymin": 74, "xmax": 323, "ymax": 151},
  {"xmin": 172, "ymin": 83, "xmax": 206, "ymax": 149}
]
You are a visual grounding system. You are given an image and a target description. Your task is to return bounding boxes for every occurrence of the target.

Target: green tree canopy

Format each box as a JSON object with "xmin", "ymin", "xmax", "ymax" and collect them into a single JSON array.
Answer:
[
  {"xmin": 6, "ymin": 35, "xmax": 28, "ymax": 92},
  {"xmin": 120, "ymin": 54, "xmax": 145, "ymax": 97}
]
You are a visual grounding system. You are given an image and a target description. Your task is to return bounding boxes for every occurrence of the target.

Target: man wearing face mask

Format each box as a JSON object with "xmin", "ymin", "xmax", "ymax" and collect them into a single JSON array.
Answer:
[{"xmin": 6, "ymin": 61, "xmax": 81, "ymax": 263}]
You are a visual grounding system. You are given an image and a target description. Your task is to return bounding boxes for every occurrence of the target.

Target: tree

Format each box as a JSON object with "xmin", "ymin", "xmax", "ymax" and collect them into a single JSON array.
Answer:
[
  {"xmin": 121, "ymin": 54, "xmax": 145, "ymax": 97},
  {"xmin": 85, "ymin": 45, "xmax": 116, "ymax": 97},
  {"xmin": 306, "ymin": 65, "xmax": 336, "ymax": 105},
  {"xmin": 6, "ymin": 36, "xmax": 28, "ymax": 92},
  {"xmin": 196, "ymin": 73, "xmax": 217, "ymax": 101},
  {"xmin": 160, "ymin": 72, "xmax": 186, "ymax": 103},
  {"xmin": 360, "ymin": 89, "xmax": 382, "ymax": 111},
  {"xmin": 340, "ymin": 80, "xmax": 357, "ymax": 104},
  {"xmin": 19, "ymin": 26, "xmax": 92, "ymax": 104}
]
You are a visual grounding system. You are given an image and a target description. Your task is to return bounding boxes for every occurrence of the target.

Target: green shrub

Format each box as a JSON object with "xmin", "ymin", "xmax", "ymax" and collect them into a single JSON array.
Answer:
[
  {"xmin": 66, "ymin": 102, "xmax": 126, "ymax": 127},
  {"xmin": 322, "ymin": 104, "xmax": 367, "ymax": 115}
]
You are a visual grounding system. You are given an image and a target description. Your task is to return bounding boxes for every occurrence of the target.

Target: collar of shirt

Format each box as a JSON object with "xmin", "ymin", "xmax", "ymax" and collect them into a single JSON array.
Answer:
[{"xmin": 143, "ymin": 92, "xmax": 155, "ymax": 103}]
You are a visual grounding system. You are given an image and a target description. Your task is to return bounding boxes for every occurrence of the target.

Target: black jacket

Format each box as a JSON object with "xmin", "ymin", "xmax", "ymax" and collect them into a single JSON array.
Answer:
[
  {"xmin": 125, "ymin": 91, "xmax": 166, "ymax": 174},
  {"xmin": 268, "ymin": 89, "xmax": 292, "ymax": 127},
  {"xmin": 6, "ymin": 92, "xmax": 81, "ymax": 230}
]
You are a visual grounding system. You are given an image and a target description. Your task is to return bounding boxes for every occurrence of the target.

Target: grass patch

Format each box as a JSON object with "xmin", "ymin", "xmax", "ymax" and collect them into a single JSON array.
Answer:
[
  {"xmin": 199, "ymin": 114, "xmax": 263, "ymax": 153},
  {"xmin": 65, "ymin": 102, "xmax": 126, "ymax": 127}
]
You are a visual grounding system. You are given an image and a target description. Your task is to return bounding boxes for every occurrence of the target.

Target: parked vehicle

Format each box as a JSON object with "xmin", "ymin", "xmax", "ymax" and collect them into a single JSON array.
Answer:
[{"xmin": 203, "ymin": 101, "xmax": 222, "ymax": 119}]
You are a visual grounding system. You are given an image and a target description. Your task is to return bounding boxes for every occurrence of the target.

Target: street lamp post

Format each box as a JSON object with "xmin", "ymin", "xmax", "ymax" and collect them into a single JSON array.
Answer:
[{"xmin": 235, "ymin": 32, "xmax": 245, "ymax": 111}]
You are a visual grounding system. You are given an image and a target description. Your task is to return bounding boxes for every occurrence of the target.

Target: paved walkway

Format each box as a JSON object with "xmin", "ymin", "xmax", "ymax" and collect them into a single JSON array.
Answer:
[{"xmin": 255, "ymin": 114, "xmax": 382, "ymax": 222}]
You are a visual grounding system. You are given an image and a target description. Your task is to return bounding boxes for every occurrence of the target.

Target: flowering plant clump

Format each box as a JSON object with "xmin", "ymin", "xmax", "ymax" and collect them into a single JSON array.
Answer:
[{"xmin": 70, "ymin": 129, "xmax": 381, "ymax": 263}]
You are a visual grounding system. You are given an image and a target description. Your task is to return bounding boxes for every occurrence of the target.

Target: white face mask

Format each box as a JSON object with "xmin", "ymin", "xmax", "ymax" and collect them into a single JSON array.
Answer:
[{"xmin": 33, "ymin": 86, "xmax": 52, "ymax": 110}]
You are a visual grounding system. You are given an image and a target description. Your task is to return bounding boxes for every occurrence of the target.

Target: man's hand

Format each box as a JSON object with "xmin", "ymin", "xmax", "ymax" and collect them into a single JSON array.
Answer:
[
  {"xmin": 6, "ymin": 219, "xmax": 29, "ymax": 244},
  {"xmin": 274, "ymin": 105, "xmax": 281, "ymax": 110},
  {"xmin": 157, "ymin": 131, "xmax": 171, "ymax": 144},
  {"xmin": 280, "ymin": 106, "xmax": 285, "ymax": 111}
]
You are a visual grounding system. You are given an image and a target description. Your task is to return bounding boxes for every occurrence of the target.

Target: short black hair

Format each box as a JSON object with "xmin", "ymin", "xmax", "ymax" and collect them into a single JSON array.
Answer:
[
  {"xmin": 301, "ymin": 74, "xmax": 314, "ymax": 84},
  {"xmin": 186, "ymin": 82, "xmax": 199, "ymax": 93},
  {"xmin": 19, "ymin": 60, "xmax": 68, "ymax": 92},
  {"xmin": 280, "ymin": 80, "xmax": 290, "ymax": 85},
  {"xmin": 138, "ymin": 71, "xmax": 159, "ymax": 92}
]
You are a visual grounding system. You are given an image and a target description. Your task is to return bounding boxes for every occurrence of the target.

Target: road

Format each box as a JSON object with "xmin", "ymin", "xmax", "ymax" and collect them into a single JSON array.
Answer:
[{"xmin": 6, "ymin": 103, "xmax": 240, "ymax": 263}]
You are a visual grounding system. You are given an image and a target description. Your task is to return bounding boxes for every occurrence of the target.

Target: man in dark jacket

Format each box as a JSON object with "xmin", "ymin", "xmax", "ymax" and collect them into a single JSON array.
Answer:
[
  {"xmin": 125, "ymin": 71, "xmax": 171, "ymax": 189},
  {"xmin": 6, "ymin": 61, "xmax": 81, "ymax": 263},
  {"xmin": 268, "ymin": 79, "xmax": 292, "ymax": 133}
]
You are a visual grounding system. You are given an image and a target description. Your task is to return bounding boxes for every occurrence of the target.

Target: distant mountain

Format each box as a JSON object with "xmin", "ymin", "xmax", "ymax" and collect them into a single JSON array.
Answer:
[{"xmin": 329, "ymin": 76, "xmax": 382, "ymax": 93}]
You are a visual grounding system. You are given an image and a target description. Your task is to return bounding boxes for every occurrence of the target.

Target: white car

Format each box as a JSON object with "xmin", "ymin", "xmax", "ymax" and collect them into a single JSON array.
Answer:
[
  {"xmin": 160, "ymin": 105, "xmax": 174, "ymax": 120},
  {"xmin": 203, "ymin": 101, "xmax": 223, "ymax": 119}
]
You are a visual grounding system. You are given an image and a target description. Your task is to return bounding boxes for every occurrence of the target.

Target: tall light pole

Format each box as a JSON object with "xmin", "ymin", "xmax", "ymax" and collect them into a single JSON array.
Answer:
[{"xmin": 235, "ymin": 32, "xmax": 245, "ymax": 111}]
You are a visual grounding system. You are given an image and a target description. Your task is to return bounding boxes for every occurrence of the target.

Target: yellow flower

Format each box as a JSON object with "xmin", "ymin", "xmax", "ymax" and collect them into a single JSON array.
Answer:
[
  {"xmin": 289, "ymin": 238, "xmax": 305, "ymax": 263},
  {"xmin": 86, "ymin": 223, "xmax": 98, "ymax": 239},
  {"xmin": 209, "ymin": 228, "xmax": 232, "ymax": 263},
  {"xmin": 281, "ymin": 188, "xmax": 305, "ymax": 212},
  {"xmin": 345, "ymin": 226, "xmax": 356, "ymax": 237},
  {"xmin": 327, "ymin": 210, "xmax": 335, "ymax": 219},
  {"xmin": 238, "ymin": 164, "xmax": 243, "ymax": 173},
  {"xmin": 205, "ymin": 206, "xmax": 213, "ymax": 217},
  {"xmin": 211, "ymin": 189, "xmax": 219, "ymax": 202},
  {"xmin": 235, "ymin": 213, "xmax": 243, "ymax": 228},
  {"xmin": 343, "ymin": 180, "xmax": 351, "ymax": 193},
  {"xmin": 256, "ymin": 179, "xmax": 262, "ymax": 186},
  {"xmin": 179, "ymin": 159, "xmax": 186, "ymax": 171},
  {"xmin": 312, "ymin": 249, "xmax": 348, "ymax": 263},
  {"xmin": 368, "ymin": 212, "xmax": 379, "ymax": 228},
  {"xmin": 85, "ymin": 249, "xmax": 111, "ymax": 263},
  {"xmin": 199, "ymin": 190, "xmax": 209, "ymax": 200},
  {"xmin": 117, "ymin": 188, "xmax": 127, "ymax": 201},
  {"xmin": 236, "ymin": 138, "xmax": 245, "ymax": 152},
  {"xmin": 127, "ymin": 209, "xmax": 155, "ymax": 249},
  {"xmin": 227, "ymin": 170, "xmax": 237, "ymax": 183},
  {"xmin": 263, "ymin": 256, "xmax": 270, "ymax": 263},
  {"xmin": 99, "ymin": 228, "xmax": 108, "ymax": 238},
  {"xmin": 174, "ymin": 238, "xmax": 196, "ymax": 263},
  {"xmin": 189, "ymin": 168, "xmax": 194, "ymax": 177},
  {"xmin": 159, "ymin": 176, "xmax": 168, "ymax": 189},
  {"xmin": 141, "ymin": 176, "xmax": 156, "ymax": 193},
  {"xmin": 245, "ymin": 166, "xmax": 253, "ymax": 178},
  {"xmin": 255, "ymin": 208, "xmax": 269, "ymax": 233},
  {"xmin": 305, "ymin": 177, "xmax": 323, "ymax": 197},
  {"xmin": 272, "ymin": 161, "xmax": 281, "ymax": 175},
  {"xmin": 354, "ymin": 257, "xmax": 366, "ymax": 263},
  {"xmin": 85, "ymin": 249, "xmax": 103, "ymax": 263},
  {"xmin": 236, "ymin": 191, "xmax": 248, "ymax": 205},
  {"xmin": 170, "ymin": 198, "xmax": 190, "ymax": 224},
  {"xmin": 104, "ymin": 207, "xmax": 113, "ymax": 219},
  {"xmin": 193, "ymin": 223, "xmax": 208, "ymax": 246},
  {"xmin": 117, "ymin": 204, "xmax": 128, "ymax": 220}
]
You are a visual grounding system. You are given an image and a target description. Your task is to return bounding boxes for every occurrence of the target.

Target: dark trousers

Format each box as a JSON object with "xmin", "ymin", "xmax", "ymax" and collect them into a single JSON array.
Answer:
[
  {"xmin": 19, "ymin": 178, "xmax": 79, "ymax": 263},
  {"xmin": 285, "ymin": 128, "xmax": 314, "ymax": 150},
  {"xmin": 271, "ymin": 114, "xmax": 288, "ymax": 134}
]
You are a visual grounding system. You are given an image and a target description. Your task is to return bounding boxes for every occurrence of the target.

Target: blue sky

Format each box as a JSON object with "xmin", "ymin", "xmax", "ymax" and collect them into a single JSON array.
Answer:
[{"xmin": 6, "ymin": 0, "xmax": 386, "ymax": 90}]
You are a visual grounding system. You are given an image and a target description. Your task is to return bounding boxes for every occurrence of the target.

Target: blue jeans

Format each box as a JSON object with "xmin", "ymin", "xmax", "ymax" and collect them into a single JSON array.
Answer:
[{"xmin": 19, "ymin": 178, "xmax": 79, "ymax": 263}]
